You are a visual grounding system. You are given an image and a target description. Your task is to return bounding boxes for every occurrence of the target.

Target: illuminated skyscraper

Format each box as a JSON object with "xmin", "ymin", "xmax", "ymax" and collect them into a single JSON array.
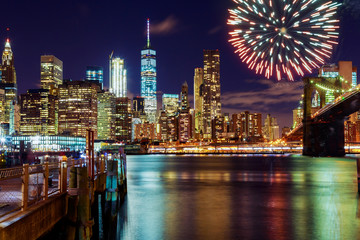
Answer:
[
  {"xmin": 109, "ymin": 54, "xmax": 127, "ymax": 98},
  {"xmin": 194, "ymin": 68, "xmax": 204, "ymax": 139},
  {"xmin": 40, "ymin": 55, "xmax": 63, "ymax": 89},
  {"xmin": 58, "ymin": 80, "xmax": 100, "ymax": 138},
  {"xmin": 202, "ymin": 50, "xmax": 221, "ymax": 139},
  {"xmin": 97, "ymin": 91, "xmax": 116, "ymax": 140},
  {"xmin": 141, "ymin": 19, "xmax": 157, "ymax": 123},
  {"xmin": 181, "ymin": 81, "xmax": 189, "ymax": 111},
  {"xmin": 162, "ymin": 94, "xmax": 179, "ymax": 117},
  {"xmin": 20, "ymin": 89, "xmax": 56, "ymax": 135},
  {"xmin": 115, "ymin": 97, "xmax": 132, "ymax": 143},
  {"xmin": 1, "ymin": 38, "xmax": 17, "ymax": 135},
  {"xmin": 86, "ymin": 66, "xmax": 103, "ymax": 89}
]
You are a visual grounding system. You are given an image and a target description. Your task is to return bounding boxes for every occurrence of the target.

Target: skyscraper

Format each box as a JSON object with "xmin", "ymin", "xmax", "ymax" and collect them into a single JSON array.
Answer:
[
  {"xmin": 180, "ymin": 81, "xmax": 189, "ymax": 111},
  {"xmin": 86, "ymin": 66, "xmax": 104, "ymax": 89},
  {"xmin": 58, "ymin": 80, "xmax": 100, "ymax": 138},
  {"xmin": 1, "ymin": 38, "xmax": 17, "ymax": 135},
  {"xmin": 20, "ymin": 89, "xmax": 56, "ymax": 135},
  {"xmin": 115, "ymin": 97, "xmax": 132, "ymax": 143},
  {"xmin": 109, "ymin": 53, "xmax": 127, "ymax": 98},
  {"xmin": 40, "ymin": 55, "xmax": 63, "ymax": 90},
  {"xmin": 162, "ymin": 94, "xmax": 179, "ymax": 117},
  {"xmin": 141, "ymin": 19, "xmax": 157, "ymax": 123},
  {"xmin": 97, "ymin": 90, "xmax": 116, "ymax": 140},
  {"xmin": 194, "ymin": 68, "xmax": 204, "ymax": 139},
  {"xmin": 202, "ymin": 50, "xmax": 221, "ymax": 139}
]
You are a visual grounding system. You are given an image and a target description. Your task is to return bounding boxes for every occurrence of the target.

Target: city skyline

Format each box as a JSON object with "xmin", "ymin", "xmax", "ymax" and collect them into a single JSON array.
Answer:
[{"xmin": 1, "ymin": 0, "xmax": 360, "ymax": 128}]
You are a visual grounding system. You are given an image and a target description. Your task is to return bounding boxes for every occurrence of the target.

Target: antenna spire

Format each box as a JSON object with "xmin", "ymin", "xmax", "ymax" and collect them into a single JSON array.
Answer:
[{"xmin": 147, "ymin": 18, "xmax": 150, "ymax": 48}]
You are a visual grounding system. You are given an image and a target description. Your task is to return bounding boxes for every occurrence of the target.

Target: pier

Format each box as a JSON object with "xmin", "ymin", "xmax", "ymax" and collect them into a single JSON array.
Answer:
[{"xmin": 0, "ymin": 152, "xmax": 127, "ymax": 240}]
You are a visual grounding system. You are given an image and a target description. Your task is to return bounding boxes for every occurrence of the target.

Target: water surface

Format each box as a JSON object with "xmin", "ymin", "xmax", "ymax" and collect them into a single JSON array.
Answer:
[{"xmin": 117, "ymin": 154, "xmax": 360, "ymax": 240}]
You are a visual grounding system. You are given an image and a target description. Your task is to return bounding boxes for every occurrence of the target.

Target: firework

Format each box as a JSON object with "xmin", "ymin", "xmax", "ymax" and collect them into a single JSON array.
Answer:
[{"xmin": 227, "ymin": 0, "xmax": 341, "ymax": 81}]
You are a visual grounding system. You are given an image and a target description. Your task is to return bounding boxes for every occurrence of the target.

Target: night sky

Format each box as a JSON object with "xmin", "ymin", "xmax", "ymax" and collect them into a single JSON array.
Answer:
[{"xmin": 1, "ymin": 0, "xmax": 360, "ymax": 128}]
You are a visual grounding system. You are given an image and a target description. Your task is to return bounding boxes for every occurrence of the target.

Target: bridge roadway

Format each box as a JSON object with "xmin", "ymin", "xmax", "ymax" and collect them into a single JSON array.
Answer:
[{"xmin": 286, "ymin": 85, "xmax": 360, "ymax": 142}]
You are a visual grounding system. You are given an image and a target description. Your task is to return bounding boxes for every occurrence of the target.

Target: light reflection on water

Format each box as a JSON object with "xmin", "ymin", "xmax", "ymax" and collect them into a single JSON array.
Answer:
[{"xmin": 116, "ymin": 155, "xmax": 360, "ymax": 240}]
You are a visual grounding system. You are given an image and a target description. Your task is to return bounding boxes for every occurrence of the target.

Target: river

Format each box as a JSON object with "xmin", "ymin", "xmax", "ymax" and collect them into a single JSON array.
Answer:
[{"xmin": 115, "ymin": 154, "xmax": 360, "ymax": 240}]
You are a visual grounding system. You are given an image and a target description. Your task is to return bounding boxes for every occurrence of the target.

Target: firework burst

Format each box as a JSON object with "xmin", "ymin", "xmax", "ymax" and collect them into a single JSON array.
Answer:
[{"xmin": 227, "ymin": 0, "xmax": 342, "ymax": 81}]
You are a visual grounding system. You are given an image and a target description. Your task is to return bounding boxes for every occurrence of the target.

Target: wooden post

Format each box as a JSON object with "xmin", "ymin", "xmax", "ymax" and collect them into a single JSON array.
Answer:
[
  {"xmin": 43, "ymin": 162, "xmax": 49, "ymax": 200},
  {"xmin": 78, "ymin": 167, "xmax": 91, "ymax": 240},
  {"xmin": 22, "ymin": 164, "xmax": 29, "ymax": 211},
  {"xmin": 60, "ymin": 159, "xmax": 68, "ymax": 193}
]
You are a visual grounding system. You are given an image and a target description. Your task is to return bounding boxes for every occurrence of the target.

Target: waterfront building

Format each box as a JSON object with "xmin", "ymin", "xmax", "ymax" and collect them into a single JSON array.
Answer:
[
  {"xmin": 194, "ymin": 68, "xmax": 204, "ymax": 139},
  {"xmin": 109, "ymin": 53, "xmax": 127, "ymax": 98},
  {"xmin": 141, "ymin": 19, "xmax": 157, "ymax": 123},
  {"xmin": 263, "ymin": 114, "xmax": 279, "ymax": 141},
  {"xmin": 0, "ymin": 89, "xmax": 5, "ymax": 125},
  {"xmin": 58, "ymin": 80, "xmax": 99, "ymax": 138},
  {"xmin": 180, "ymin": 81, "xmax": 189, "ymax": 111},
  {"xmin": 20, "ymin": 89, "xmax": 56, "ymax": 135},
  {"xmin": 167, "ymin": 116, "xmax": 178, "ymax": 142},
  {"xmin": 115, "ymin": 97, "xmax": 132, "ymax": 143},
  {"xmin": 86, "ymin": 66, "xmax": 103, "ymax": 89},
  {"xmin": 211, "ymin": 115, "xmax": 225, "ymax": 140},
  {"xmin": 134, "ymin": 122, "xmax": 156, "ymax": 141},
  {"xmin": 231, "ymin": 111, "xmax": 262, "ymax": 141},
  {"xmin": 97, "ymin": 91, "xmax": 116, "ymax": 140},
  {"xmin": 202, "ymin": 50, "xmax": 221, "ymax": 139},
  {"xmin": 178, "ymin": 112, "xmax": 192, "ymax": 143},
  {"xmin": 158, "ymin": 110, "xmax": 168, "ymax": 141},
  {"xmin": 162, "ymin": 94, "xmax": 179, "ymax": 117},
  {"xmin": 12, "ymin": 135, "xmax": 85, "ymax": 152},
  {"xmin": 1, "ymin": 39, "xmax": 18, "ymax": 134},
  {"xmin": 40, "ymin": 55, "xmax": 63, "ymax": 90}
]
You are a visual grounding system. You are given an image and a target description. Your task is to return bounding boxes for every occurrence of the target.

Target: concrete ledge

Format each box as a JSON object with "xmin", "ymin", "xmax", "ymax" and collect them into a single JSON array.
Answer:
[{"xmin": 0, "ymin": 193, "xmax": 67, "ymax": 240}]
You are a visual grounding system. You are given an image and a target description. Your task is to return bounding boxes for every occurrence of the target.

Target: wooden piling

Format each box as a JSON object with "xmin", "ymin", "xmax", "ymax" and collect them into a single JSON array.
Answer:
[
  {"xmin": 77, "ymin": 167, "xmax": 92, "ymax": 240},
  {"xmin": 22, "ymin": 164, "xmax": 29, "ymax": 211},
  {"xmin": 357, "ymin": 158, "xmax": 360, "ymax": 193},
  {"xmin": 66, "ymin": 167, "xmax": 78, "ymax": 240}
]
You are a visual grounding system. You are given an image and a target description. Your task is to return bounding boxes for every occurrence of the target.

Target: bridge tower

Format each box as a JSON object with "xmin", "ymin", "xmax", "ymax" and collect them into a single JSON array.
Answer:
[{"xmin": 303, "ymin": 77, "xmax": 345, "ymax": 156}]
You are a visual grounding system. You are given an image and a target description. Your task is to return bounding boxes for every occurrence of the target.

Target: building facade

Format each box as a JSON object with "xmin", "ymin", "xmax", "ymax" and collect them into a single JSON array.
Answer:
[
  {"xmin": 58, "ymin": 80, "xmax": 99, "ymax": 138},
  {"xmin": 109, "ymin": 54, "xmax": 127, "ymax": 98},
  {"xmin": 162, "ymin": 94, "xmax": 179, "ymax": 117},
  {"xmin": 194, "ymin": 68, "xmax": 204, "ymax": 139},
  {"xmin": 20, "ymin": 89, "xmax": 56, "ymax": 135},
  {"xmin": 141, "ymin": 19, "xmax": 157, "ymax": 123},
  {"xmin": 1, "ymin": 39, "xmax": 18, "ymax": 135},
  {"xmin": 115, "ymin": 97, "xmax": 132, "ymax": 143},
  {"xmin": 97, "ymin": 91, "xmax": 116, "ymax": 140},
  {"xmin": 263, "ymin": 114, "xmax": 279, "ymax": 141},
  {"xmin": 40, "ymin": 55, "xmax": 63, "ymax": 90},
  {"xmin": 180, "ymin": 81, "xmax": 189, "ymax": 111},
  {"xmin": 86, "ymin": 66, "xmax": 104, "ymax": 89},
  {"xmin": 202, "ymin": 50, "xmax": 221, "ymax": 139}
]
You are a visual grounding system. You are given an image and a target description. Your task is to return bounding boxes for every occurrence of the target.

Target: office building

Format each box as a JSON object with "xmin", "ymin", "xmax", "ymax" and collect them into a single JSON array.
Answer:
[
  {"xmin": 194, "ymin": 68, "xmax": 204, "ymax": 139},
  {"xmin": 180, "ymin": 81, "xmax": 189, "ymax": 111},
  {"xmin": 202, "ymin": 50, "xmax": 221, "ymax": 138},
  {"xmin": 178, "ymin": 112, "xmax": 192, "ymax": 143},
  {"xmin": 97, "ymin": 91, "xmax": 116, "ymax": 140},
  {"xmin": 20, "ymin": 89, "xmax": 56, "ymax": 135},
  {"xmin": 40, "ymin": 55, "xmax": 63, "ymax": 90},
  {"xmin": 86, "ymin": 66, "xmax": 103, "ymax": 89},
  {"xmin": 162, "ymin": 94, "xmax": 179, "ymax": 117},
  {"xmin": 109, "ymin": 54, "xmax": 127, "ymax": 98},
  {"xmin": 58, "ymin": 80, "xmax": 99, "ymax": 138},
  {"xmin": 231, "ymin": 111, "xmax": 262, "ymax": 142},
  {"xmin": 158, "ymin": 110, "xmax": 168, "ymax": 141},
  {"xmin": 1, "ymin": 39, "xmax": 18, "ymax": 135},
  {"xmin": 133, "ymin": 96, "xmax": 145, "ymax": 118},
  {"xmin": 141, "ymin": 19, "xmax": 157, "ymax": 123},
  {"xmin": 115, "ymin": 97, "xmax": 132, "ymax": 143},
  {"xmin": 263, "ymin": 114, "xmax": 279, "ymax": 141},
  {"xmin": 134, "ymin": 122, "xmax": 156, "ymax": 141}
]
